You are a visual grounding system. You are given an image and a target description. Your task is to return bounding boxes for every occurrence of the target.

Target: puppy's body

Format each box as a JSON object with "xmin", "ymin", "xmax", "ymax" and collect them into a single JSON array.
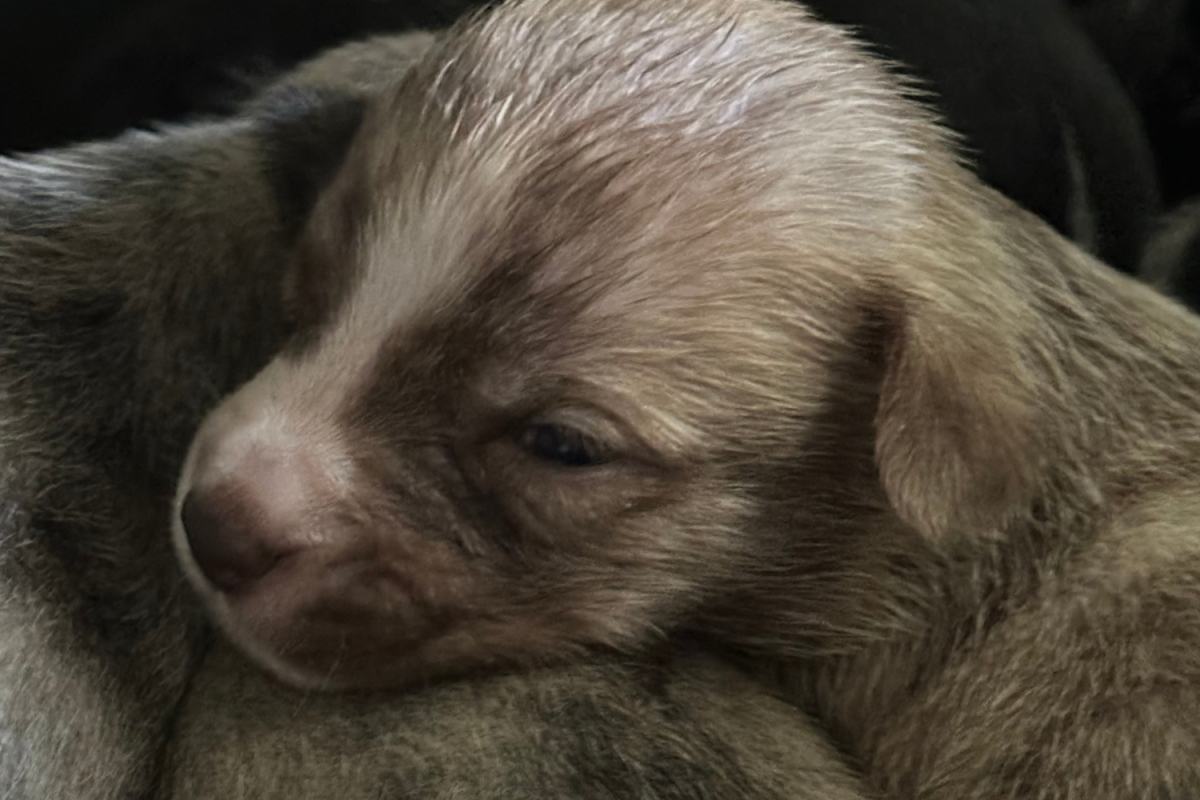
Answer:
[
  {"xmin": 173, "ymin": 1, "xmax": 1200, "ymax": 798},
  {"xmin": 0, "ymin": 30, "xmax": 867, "ymax": 800},
  {"xmin": 162, "ymin": 643, "xmax": 866, "ymax": 800}
]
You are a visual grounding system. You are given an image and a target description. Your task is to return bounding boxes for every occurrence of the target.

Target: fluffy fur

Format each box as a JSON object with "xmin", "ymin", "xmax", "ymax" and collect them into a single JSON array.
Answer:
[
  {"xmin": 173, "ymin": 1, "xmax": 1200, "ymax": 799},
  {"xmin": 161, "ymin": 642, "xmax": 866, "ymax": 800},
  {"xmin": 0, "ymin": 109, "xmax": 294, "ymax": 800}
]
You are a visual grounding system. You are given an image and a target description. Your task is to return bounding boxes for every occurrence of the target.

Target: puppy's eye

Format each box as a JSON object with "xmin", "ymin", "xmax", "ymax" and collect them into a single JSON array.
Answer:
[{"xmin": 517, "ymin": 423, "xmax": 606, "ymax": 467}]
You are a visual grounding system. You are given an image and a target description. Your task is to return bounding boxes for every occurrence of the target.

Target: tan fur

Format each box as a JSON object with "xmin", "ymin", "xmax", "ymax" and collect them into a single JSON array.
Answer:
[{"xmin": 175, "ymin": 1, "xmax": 1200, "ymax": 798}]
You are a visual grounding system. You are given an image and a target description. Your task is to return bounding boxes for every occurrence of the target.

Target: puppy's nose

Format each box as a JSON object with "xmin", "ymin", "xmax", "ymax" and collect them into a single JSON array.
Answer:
[
  {"xmin": 180, "ymin": 488, "xmax": 285, "ymax": 592},
  {"xmin": 180, "ymin": 435, "xmax": 321, "ymax": 593}
]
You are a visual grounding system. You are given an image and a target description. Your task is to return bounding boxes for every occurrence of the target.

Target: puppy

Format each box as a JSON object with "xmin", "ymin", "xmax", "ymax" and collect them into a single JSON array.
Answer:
[
  {"xmin": 1, "ymin": 26, "xmax": 869, "ymax": 798},
  {"xmin": 174, "ymin": 0, "xmax": 1200, "ymax": 797}
]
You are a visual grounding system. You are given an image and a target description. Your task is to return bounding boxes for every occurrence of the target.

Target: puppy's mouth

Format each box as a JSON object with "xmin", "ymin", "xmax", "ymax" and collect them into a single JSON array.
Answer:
[
  {"xmin": 166, "ymin": 389, "xmax": 447, "ymax": 689},
  {"xmin": 174, "ymin": 534, "xmax": 481, "ymax": 690},
  {"xmin": 170, "ymin": 447, "xmax": 500, "ymax": 691}
]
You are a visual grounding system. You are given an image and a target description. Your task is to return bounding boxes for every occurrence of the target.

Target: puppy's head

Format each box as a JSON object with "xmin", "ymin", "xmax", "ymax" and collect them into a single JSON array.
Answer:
[{"xmin": 174, "ymin": 0, "xmax": 1045, "ymax": 689}]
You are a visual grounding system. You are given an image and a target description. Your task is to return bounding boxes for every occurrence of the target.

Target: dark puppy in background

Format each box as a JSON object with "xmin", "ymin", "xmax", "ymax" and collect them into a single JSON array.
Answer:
[
  {"xmin": 174, "ymin": 0, "xmax": 1200, "ymax": 798},
  {"xmin": 1070, "ymin": 0, "xmax": 1200, "ymax": 208},
  {"xmin": 804, "ymin": 0, "xmax": 1161, "ymax": 270},
  {"xmin": 0, "ymin": 29, "xmax": 869, "ymax": 800}
]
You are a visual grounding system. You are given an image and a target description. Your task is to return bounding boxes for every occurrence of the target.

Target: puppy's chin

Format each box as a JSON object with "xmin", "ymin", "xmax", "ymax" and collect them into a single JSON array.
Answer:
[
  {"xmin": 168, "ymin": 402, "xmax": 442, "ymax": 690},
  {"xmin": 194, "ymin": 591, "xmax": 348, "ymax": 692},
  {"xmin": 169, "ymin": 501, "xmax": 538, "ymax": 691},
  {"xmin": 168, "ymin": 519, "xmax": 321, "ymax": 688},
  {"xmin": 178, "ymin": 578, "xmax": 553, "ymax": 693},
  {"xmin": 171, "ymin": 541, "xmax": 418, "ymax": 690}
]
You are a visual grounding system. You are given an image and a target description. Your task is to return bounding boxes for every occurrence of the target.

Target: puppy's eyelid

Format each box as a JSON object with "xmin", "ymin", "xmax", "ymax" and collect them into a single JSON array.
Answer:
[
  {"xmin": 515, "ymin": 422, "xmax": 610, "ymax": 467},
  {"xmin": 530, "ymin": 403, "xmax": 629, "ymax": 438}
]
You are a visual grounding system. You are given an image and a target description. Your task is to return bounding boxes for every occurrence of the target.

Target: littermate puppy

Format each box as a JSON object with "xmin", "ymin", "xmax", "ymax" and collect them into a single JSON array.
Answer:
[{"xmin": 174, "ymin": 0, "xmax": 1200, "ymax": 797}]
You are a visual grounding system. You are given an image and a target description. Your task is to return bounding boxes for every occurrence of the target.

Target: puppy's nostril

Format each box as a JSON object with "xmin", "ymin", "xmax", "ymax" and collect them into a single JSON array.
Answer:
[{"xmin": 181, "ymin": 489, "xmax": 283, "ymax": 593}]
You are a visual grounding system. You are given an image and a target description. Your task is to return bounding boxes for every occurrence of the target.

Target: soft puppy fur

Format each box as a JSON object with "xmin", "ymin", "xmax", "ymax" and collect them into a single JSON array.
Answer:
[
  {"xmin": 161, "ymin": 642, "xmax": 869, "ymax": 800},
  {"xmin": 173, "ymin": 0, "xmax": 1200, "ymax": 798}
]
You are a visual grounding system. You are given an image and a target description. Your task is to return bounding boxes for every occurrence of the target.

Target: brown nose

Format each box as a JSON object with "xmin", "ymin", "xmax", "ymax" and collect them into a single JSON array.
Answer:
[
  {"xmin": 179, "ymin": 428, "xmax": 323, "ymax": 593},
  {"xmin": 180, "ymin": 487, "xmax": 287, "ymax": 593}
]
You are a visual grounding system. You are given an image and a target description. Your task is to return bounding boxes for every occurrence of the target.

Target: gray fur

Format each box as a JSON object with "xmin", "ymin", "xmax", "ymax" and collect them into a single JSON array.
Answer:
[
  {"xmin": 161, "ymin": 643, "xmax": 865, "ymax": 800},
  {"xmin": 0, "ymin": 114, "xmax": 294, "ymax": 799}
]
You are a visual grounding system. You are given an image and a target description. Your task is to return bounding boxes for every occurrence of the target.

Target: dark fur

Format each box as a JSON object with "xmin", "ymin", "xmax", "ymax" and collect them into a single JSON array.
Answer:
[
  {"xmin": 174, "ymin": 2, "xmax": 1200, "ymax": 799},
  {"xmin": 1141, "ymin": 198, "xmax": 1200, "ymax": 310},
  {"xmin": 0, "ymin": 107, "xmax": 296, "ymax": 800}
]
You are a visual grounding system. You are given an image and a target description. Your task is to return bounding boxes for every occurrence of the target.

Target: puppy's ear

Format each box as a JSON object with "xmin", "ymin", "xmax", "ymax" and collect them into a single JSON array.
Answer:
[
  {"xmin": 251, "ymin": 86, "xmax": 367, "ymax": 239},
  {"xmin": 872, "ymin": 287, "xmax": 1046, "ymax": 542}
]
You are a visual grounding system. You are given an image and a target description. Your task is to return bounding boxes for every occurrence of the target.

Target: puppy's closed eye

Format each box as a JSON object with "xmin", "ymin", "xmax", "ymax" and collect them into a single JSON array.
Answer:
[{"xmin": 516, "ymin": 422, "xmax": 610, "ymax": 467}]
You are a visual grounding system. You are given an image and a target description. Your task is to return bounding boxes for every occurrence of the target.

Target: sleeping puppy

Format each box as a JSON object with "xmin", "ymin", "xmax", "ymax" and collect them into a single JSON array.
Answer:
[
  {"xmin": 173, "ymin": 0, "xmax": 1200, "ymax": 797},
  {"xmin": 0, "ymin": 25, "xmax": 870, "ymax": 798}
]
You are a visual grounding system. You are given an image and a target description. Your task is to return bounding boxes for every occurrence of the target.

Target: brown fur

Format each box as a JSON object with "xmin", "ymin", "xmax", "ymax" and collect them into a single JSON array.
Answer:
[{"xmin": 175, "ymin": 1, "xmax": 1200, "ymax": 798}]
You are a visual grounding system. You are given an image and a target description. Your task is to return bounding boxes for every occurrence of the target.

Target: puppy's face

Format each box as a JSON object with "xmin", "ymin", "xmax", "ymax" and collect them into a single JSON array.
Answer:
[{"xmin": 172, "ymin": 0, "xmax": 954, "ymax": 690}]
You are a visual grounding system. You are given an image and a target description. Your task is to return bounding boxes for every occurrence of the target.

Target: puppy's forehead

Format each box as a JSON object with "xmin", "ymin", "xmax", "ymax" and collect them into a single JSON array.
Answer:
[{"xmin": 311, "ymin": 0, "xmax": 936, "ymax": 381}]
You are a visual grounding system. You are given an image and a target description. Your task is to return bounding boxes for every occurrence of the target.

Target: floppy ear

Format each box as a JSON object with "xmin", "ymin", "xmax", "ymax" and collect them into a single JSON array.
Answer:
[{"xmin": 872, "ymin": 288, "xmax": 1048, "ymax": 542}]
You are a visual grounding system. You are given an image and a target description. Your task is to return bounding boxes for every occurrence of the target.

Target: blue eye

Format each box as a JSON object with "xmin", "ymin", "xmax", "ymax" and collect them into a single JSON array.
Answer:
[{"xmin": 518, "ymin": 423, "xmax": 605, "ymax": 467}]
